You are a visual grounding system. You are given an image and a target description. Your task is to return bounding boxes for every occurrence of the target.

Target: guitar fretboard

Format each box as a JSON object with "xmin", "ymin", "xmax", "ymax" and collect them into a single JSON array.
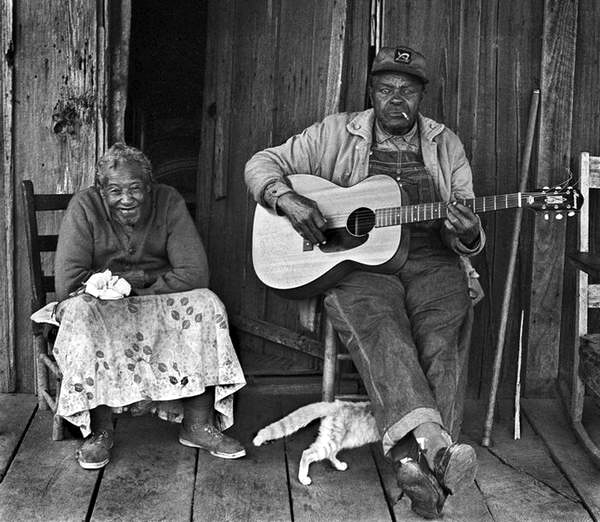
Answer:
[{"xmin": 376, "ymin": 193, "xmax": 523, "ymax": 227}]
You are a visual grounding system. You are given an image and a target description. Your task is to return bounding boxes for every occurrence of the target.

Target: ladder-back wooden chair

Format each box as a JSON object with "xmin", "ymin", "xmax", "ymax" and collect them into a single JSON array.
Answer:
[
  {"xmin": 566, "ymin": 152, "xmax": 600, "ymax": 466},
  {"xmin": 21, "ymin": 180, "xmax": 72, "ymax": 440}
]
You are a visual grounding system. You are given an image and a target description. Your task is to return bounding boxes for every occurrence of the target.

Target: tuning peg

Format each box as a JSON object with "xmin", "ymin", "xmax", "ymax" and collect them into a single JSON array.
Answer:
[
  {"xmin": 544, "ymin": 213, "xmax": 550, "ymax": 220},
  {"xmin": 568, "ymin": 211, "xmax": 576, "ymax": 217},
  {"xmin": 555, "ymin": 213, "xmax": 564, "ymax": 220}
]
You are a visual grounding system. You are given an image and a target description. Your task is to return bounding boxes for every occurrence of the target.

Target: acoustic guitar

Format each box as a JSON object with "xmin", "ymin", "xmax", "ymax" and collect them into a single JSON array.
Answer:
[{"xmin": 252, "ymin": 174, "xmax": 582, "ymax": 299}]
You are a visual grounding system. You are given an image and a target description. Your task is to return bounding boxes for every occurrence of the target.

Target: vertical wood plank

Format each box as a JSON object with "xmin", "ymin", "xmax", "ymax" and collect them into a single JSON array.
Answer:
[
  {"xmin": 0, "ymin": 0, "xmax": 15, "ymax": 392},
  {"xmin": 341, "ymin": 0, "xmax": 370, "ymax": 113},
  {"xmin": 12, "ymin": 0, "xmax": 100, "ymax": 391},
  {"xmin": 525, "ymin": 0, "xmax": 578, "ymax": 395},
  {"xmin": 106, "ymin": 0, "xmax": 131, "ymax": 144}
]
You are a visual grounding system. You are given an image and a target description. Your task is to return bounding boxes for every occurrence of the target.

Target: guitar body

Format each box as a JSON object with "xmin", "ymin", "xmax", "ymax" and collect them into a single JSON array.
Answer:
[{"xmin": 252, "ymin": 175, "xmax": 407, "ymax": 299}]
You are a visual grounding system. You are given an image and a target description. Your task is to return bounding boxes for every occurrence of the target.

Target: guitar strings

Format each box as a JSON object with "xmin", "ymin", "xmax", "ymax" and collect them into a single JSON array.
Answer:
[{"xmin": 320, "ymin": 191, "xmax": 570, "ymax": 226}]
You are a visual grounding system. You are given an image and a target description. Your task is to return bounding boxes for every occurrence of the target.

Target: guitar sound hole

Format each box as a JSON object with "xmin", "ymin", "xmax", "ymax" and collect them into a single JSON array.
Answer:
[{"xmin": 347, "ymin": 207, "xmax": 376, "ymax": 237}]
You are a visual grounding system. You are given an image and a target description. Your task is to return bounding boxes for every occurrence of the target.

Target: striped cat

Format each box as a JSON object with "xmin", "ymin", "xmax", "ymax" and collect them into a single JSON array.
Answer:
[{"xmin": 253, "ymin": 400, "xmax": 379, "ymax": 485}]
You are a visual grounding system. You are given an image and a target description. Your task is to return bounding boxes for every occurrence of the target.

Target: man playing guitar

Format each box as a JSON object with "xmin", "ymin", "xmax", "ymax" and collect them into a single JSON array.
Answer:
[{"xmin": 245, "ymin": 46, "xmax": 483, "ymax": 519}]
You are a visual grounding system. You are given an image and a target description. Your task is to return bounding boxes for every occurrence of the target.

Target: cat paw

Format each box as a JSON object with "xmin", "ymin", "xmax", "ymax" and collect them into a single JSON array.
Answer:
[
  {"xmin": 330, "ymin": 458, "xmax": 348, "ymax": 471},
  {"xmin": 298, "ymin": 474, "xmax": 312, "ymax": 486}
]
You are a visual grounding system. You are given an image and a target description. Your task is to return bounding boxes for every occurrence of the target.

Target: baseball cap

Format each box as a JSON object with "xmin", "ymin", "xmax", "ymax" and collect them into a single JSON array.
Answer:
[{"xmin": 371, "ymin": 46, "xmax": 428, "ymax": 84}]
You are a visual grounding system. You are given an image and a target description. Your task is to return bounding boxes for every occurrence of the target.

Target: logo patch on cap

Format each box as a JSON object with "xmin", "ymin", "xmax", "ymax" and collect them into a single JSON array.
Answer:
[{"xmin": 394, "ymin": 49, "xmax": 412, "ymax": 64}]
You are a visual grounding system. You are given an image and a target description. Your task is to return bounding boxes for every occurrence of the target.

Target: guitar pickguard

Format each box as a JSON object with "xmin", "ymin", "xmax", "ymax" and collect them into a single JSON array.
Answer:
[{"xmin": 319, "ymin": 228, "xmax": 368, "ymax": 253}]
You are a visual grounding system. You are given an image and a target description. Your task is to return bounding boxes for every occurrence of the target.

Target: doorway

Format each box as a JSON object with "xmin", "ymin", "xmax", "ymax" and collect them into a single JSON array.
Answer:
[{"xmin": 125, "ymin": 0, "xmax": 207, "ymax": 203}]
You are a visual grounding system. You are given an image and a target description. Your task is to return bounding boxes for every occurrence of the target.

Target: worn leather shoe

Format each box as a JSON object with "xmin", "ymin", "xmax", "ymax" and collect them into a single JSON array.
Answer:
[
  {"xmin": 76, "ymin": 429, "xmax": 114, "ymax": 470},
  {"xmin": 179, "ymin": 423, "xmax": 246, "ymax": 459},
  {"xmin": 433, "ymin": 443, "xmax": 478, "ymax": 494},
  {"xmin": 395, "ymin": 457, "xmax": 447, "ymax": 519}
]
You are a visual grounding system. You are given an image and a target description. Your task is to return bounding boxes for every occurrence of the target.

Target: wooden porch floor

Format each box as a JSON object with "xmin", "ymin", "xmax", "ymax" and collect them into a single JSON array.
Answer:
[{"xmin": 1, "ymin": 386, "xmax": 600, "ymax": 522}]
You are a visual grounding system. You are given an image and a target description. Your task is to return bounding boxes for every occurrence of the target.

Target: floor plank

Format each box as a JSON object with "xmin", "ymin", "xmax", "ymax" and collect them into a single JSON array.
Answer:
[
  {"xmin": 0, "ymin": 393, "xmax": 37, "ymax": 481},
  {"xmin": 283, "ymin": 394, "xmax": 392, "ymax": 522},
  {"xmin": 464, "ymin": 399, "xmax": 590, "ymax": 521},
  {"xmin": 462, "ymin": 399, "xmax": 580, "ymax": 502},
  {"xmin": 0, "ymin": 409, "xmax": 99, "ymax": 522},
  {"xmin": 192, "ymin": 389, "xmax": 292, "ymax": 522},
  {"xmin": 523, "ymin": 398, "xmax": 600, "ymax": 519},
  {"xmin": 474, "ymin": 442, "xmax": 591, "ymax": 522},
  {"xmin": 90, "ymin": 415, "xmax": 196, "ymax": 522}
]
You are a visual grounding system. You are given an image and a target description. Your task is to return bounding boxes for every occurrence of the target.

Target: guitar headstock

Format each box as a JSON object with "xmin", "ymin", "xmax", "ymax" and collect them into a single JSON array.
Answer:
[{"xmin": 525, "ymin": 186, "xmax": 583, "ymax": 220}]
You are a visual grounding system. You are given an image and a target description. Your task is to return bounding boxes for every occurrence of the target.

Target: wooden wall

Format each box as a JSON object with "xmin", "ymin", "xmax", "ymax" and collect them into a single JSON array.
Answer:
[
  {"xmin": 381, "ymin": 0, "xmax": 545, "ymax": 398},
  {"xmin": 2, "ymin": 0, "xmax": 597, "ymax": 395},
  {"xmin": 1, "ymin": 0, "xmax": 103, "ymax": 392},
  {"xmin": 197, "ymin": 0, "xmax": 589, "ymax": 398},
  {"xmin": 198, "ymin": 0, "xmax": 371, "ymax": 375}
]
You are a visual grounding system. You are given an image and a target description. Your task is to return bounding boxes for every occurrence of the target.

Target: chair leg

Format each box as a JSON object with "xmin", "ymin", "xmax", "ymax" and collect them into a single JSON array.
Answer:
[
  {"xmin": 322, "ymin": 315, "xmax": 337, "ymax": 402},
  {"xmin": 52, "ymin": 375, "xmax": 65, "ymax": 441},
  {"xmin": 52, "ymin": 413, "xmax": 65, "ymax": 441},
  {"xmin": 34, "ymin": 336, "xmax": 49, "ymax": 410}
]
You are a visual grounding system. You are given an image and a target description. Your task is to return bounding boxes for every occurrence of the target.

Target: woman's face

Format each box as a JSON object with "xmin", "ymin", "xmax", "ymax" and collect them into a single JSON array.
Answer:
[{"xmin": 101, "ymin": 163, "xmax": 152, "ymax": 226}]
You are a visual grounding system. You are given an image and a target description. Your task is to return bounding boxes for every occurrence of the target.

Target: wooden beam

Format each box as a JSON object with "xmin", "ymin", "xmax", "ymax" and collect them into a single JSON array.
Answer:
[
  {"xmin": 231, "ymin": 314, "xmax": 324, "ymax": 360},
  {"xmin": 0, "ymin": 0, "xmax": 15, "ymax": 392},
  {"xmin": 525, "ymin": 0, "xmax": 578, "ymax": 395}
]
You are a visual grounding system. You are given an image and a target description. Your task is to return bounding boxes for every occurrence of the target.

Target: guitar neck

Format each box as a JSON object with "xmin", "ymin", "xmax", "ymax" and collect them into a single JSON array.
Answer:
[{"xmin": 376, "ymin": 193, "xmax": 523, "ymax": 227}]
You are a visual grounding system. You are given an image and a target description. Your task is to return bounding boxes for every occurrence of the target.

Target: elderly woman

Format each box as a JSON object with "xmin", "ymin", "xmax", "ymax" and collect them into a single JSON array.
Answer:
[{"xmin": 54, "ymin": 143, "xmax": 246, "ymax": 469}]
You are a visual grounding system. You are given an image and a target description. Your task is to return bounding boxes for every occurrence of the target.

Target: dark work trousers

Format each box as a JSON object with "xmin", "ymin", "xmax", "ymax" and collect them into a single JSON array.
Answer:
[{"xmin": 323, "ymin": 148, "xmax": 472, "ymax": 456}]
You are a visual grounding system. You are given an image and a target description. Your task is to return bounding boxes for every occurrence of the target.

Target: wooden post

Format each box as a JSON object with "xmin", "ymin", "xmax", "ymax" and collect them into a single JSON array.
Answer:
[
  {"xmin": 0, "ymin": 0, "xmax": 15, "ymax": 392},
  {"xmin": 525, "ymin": 0, "xmax": 578, "ymax": 395}
]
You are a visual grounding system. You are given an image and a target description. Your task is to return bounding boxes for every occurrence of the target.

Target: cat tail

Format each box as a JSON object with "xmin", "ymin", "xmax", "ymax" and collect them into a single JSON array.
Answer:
[{"xmin": 252, "ymin": 401, "xmax": 343, "ymax": 446}]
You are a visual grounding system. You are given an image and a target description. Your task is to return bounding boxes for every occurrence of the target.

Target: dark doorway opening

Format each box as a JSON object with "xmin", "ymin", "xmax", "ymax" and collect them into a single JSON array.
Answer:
[{"xmin": 125, "ymin": 0, "xmax": 207, "ymax": 203}]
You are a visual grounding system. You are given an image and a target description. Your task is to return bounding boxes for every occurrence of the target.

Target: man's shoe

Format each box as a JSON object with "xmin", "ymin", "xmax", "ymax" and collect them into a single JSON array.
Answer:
[
  {"xmin": 433, "ymin": 443, "xmax": 478, "ymax": 494},
  {"xmin": 179, "ymin": 423, "xmax": 246, "ymax": 459},
  {"xmin": 395, "ymin": 457, "xmax": 446, "ymax": 519},
  {"xmin": 76, "ymin": 429, "xmax": 114, "ymax": 470}
]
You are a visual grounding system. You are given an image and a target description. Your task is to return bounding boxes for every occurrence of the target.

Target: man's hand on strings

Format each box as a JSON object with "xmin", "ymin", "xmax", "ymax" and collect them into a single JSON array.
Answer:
[
  {"xmin": 444, "ymin": 202, "xmax": 480, "ymax": 246},
  {"xmin": 276, "ymin": 192, "xmax": 327, "ymax": 245}
]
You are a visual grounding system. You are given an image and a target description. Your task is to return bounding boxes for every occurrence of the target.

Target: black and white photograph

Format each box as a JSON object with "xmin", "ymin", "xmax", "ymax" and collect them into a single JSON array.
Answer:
[{"xmin": 1, "ymin": 0, "xmax": 599, "ymax": 520}]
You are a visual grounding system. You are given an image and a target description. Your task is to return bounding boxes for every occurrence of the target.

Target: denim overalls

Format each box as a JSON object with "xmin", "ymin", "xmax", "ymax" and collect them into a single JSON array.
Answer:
[{"xmin": 324, "ymin": 129, "xmax": 472, "ymax": 457}]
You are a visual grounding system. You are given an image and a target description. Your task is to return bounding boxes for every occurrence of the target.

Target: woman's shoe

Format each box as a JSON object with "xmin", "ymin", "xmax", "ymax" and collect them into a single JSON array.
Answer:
[
  {"xmin": 179, "ymin": 423, "xmax": 246, "ymax": 459},
  {"xmin": 76, "ymin": 429, "xmax": 114, "ymax": 469}
]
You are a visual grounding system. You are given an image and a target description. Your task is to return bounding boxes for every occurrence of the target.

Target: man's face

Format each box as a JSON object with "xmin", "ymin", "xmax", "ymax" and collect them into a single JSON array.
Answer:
[
  {"xmin": 369, "ymin": 72, "xmax": 424, "ymax": 135},
  {"xmin": 101, "ymin": 163, "xmax": 151, "ymax": 226}
]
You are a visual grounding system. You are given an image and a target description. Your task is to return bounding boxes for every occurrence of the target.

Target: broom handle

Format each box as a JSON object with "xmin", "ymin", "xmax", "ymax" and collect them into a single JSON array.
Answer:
[{"xmin": 481, "ymin": 89, "xmax": 540, "ymax": 447}]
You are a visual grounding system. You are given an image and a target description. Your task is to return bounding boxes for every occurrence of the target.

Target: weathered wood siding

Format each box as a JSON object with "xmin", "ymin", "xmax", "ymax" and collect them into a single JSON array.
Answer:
[
  {"xmin": 11, "ymin": 0, "xmax": 101, "ymax": 391},
  {"xmin": 1, "ymin": 0, "xmax": 16, "ymax": 392},
  {"xmin": 198, "ymin": 0, "xmax": 371, "ymax": 374},
  {"xmin": 198, "ymin": 0, "xmax": 587, "ymax": 397}
]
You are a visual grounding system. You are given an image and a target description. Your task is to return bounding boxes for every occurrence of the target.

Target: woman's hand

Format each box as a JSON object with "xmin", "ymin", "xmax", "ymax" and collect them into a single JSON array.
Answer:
[
  {"xmin": 276, "ymin": 192, "xmax": 327, "ymax": 245},
  {"xmin": 444, "ymin": 202, "xmax": 480, "ymax": 246}
]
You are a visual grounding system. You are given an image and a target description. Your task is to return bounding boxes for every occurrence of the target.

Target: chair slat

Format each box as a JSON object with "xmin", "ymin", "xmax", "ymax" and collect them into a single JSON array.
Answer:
[
  {"xmin": 42, "ymin": 275, "xmax": 55, "ymax": 293},
  {"xmin": 38, "ymin": 235, "xmax": 59, "ymax": 252},
  {"xmin": 33, "ymin": 193, "xmax": 73, "ymax": 211}
]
